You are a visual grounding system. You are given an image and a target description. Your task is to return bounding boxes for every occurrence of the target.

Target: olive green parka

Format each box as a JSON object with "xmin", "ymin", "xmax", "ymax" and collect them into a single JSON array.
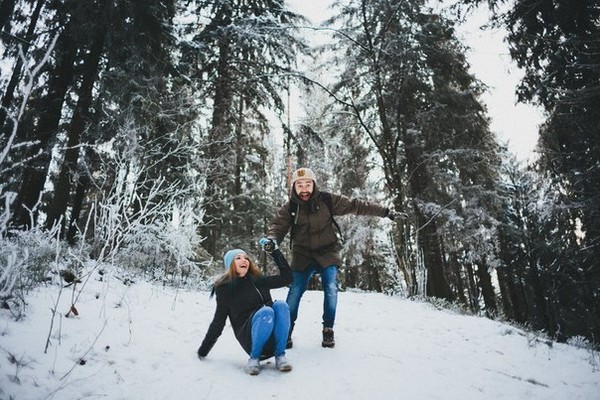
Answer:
[{"xmin": 267, "ymin": 185, "xmax": 389, "ymax": 271}]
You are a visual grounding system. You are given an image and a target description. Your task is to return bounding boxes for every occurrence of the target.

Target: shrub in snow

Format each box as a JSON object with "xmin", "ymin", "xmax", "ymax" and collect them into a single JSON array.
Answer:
[
  {"xmin": 0, "ymin": 226, "xmax": 70, "ymax": 318},
  {"xmin": 115, "ymin": 216, "xmax": 204, "ymax": 283},
  {"xmin": 567, "ymin": 335, "xmax": 593, "ymax": 350}
]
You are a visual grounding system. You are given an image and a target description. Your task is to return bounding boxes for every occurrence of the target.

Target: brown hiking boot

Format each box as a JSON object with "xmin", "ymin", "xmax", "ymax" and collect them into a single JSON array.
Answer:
[{"xmin": 322, "ymin": 327, "xmax": 335, "ymax": 348}]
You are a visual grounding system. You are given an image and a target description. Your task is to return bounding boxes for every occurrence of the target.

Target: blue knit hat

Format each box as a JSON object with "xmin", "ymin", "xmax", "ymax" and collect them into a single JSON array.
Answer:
[{"xmin": 223, "ymin": 249, "xmax": 246, "ymax": 271}]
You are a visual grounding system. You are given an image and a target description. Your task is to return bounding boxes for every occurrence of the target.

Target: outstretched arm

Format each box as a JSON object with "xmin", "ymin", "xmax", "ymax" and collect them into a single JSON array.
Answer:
[{"xmin": 330, "ymin": 193, "xmax": 389, "ymax": 217}]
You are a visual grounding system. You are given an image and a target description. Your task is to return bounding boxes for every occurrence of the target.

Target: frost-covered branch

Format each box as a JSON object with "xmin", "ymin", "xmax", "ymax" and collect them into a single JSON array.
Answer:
[{"xmin": 0, "ymin": 34, "xmax": 58, "ymax": 167}]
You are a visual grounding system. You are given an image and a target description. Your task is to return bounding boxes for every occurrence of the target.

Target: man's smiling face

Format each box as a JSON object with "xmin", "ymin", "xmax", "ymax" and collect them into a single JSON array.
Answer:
[{"xmin": 294, "ymin": 179, "xmax": 314, "ymax": 202}]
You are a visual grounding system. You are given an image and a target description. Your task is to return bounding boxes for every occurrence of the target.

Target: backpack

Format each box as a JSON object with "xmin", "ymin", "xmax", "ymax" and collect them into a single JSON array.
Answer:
[{"xmin": 289, "ymin": 191, "xmax": 344, "ymax": 244}]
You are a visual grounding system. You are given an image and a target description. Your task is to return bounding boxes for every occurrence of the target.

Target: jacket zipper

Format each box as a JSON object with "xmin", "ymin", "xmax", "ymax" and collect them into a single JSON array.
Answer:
[{"xmin": 250, "ymin": 279, "xmax": 265, "ymax": 305}]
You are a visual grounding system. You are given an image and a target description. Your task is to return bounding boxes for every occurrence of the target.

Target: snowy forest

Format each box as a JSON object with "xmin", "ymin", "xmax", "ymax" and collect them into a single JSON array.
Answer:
[{"xmin": 0, "ymin": 0, "xmax": 598, "ymax": 348}]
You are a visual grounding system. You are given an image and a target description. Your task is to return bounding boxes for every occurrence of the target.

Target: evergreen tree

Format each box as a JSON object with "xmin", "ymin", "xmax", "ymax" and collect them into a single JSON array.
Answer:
[
  {"xmin": 496, "ymin": 155, "xmax": 598, "ymax": 340},
  {"xmin": 3, "ymin": 0, "xmax": 199, "ymax": 242},
  {"xmin": 3, "ymin": 2, "xmax": 81, "ymax": 228},
  {"xmin": 82, "ymin": 0, "xmax": 201, "ymax": 246},
  {"xmin": 183, "ymin": 0, "xmax": 307, "ymax": 256},
  {"xmin": 326, "ymin": 0, "xmax": 503, "ymax": 308},
  {"xmin": 459, "ymin": 0, "xmax": 600, "ymax": 343},
  {"xmin": 44, "ymin": 0, "xmax": 112, "ymax": 236}
]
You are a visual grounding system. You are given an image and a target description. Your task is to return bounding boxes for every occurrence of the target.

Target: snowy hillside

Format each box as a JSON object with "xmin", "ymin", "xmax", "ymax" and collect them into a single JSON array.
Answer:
[{"xmin": 1, "ymin": 267, "xmax": 598, "ymax": 400}]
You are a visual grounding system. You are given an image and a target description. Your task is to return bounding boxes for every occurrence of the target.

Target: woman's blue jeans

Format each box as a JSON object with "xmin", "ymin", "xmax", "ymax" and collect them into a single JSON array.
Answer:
[
  {"xmin": 286, "ymin": 264, "xmax": 338, "ymax": 329},
  {"xmin": 250, "ymin": 301, "xmax": 290, "ymax": 359}
]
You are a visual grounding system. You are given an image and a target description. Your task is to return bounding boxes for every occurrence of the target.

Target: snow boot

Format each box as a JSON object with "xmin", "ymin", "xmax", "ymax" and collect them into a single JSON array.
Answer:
[
  {"xmin": 275, "ymin": 355, "xmax": 293, "ymax": 372},
  {"xmin": 245, "ymin": 358, "xmax": 261, "ymax": 375},
  {"xmin": 322, "ymin": 327, "xmax": 335, "ymax": 348},
  {"xmin": 286, "ymin": 326, "xmax": 294, "ymax": 349}
]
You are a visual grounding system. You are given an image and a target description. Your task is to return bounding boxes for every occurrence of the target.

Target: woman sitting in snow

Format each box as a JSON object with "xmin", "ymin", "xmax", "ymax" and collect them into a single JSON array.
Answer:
[{"xmin": 197, "ymin": 239, "xmax": 293, "ymax": 375}]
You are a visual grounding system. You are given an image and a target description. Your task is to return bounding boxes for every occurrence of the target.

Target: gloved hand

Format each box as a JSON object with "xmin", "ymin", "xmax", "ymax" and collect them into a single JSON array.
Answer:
[
  {"xmin": 386, "ymin": 209, "xmax": 408, "ymax": 221},
  {"xmin": 259, "ymin": 237, "xmax": 279, "ymax": 253}
]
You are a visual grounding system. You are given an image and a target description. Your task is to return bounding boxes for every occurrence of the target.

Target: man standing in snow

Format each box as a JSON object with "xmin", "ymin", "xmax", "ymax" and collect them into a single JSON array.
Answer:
[{"xmin": 266, "ymin": 167, "xmax": 401, "ymax": 348}]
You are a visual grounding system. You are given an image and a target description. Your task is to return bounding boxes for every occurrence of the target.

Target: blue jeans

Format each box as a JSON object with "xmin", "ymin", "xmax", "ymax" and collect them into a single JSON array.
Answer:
[
  {"xmin": 286, "ymin": 263, "xmax": 338, "ymax": 329},
  {"xmin": 250, "ymin": 301, "xmax": 290, "ymax": 359}
]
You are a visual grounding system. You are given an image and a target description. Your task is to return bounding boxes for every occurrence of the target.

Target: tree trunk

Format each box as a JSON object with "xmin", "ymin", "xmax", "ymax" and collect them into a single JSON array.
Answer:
[
  {"xmin": 0, "ymin": 0, "xmax": 16, "ymax": 32},
  {"xmin": 0, "ymin": 0, "xmax": 45, "ymax": 130},
  {"xmin": 527, "ymin": 260, "xmax": 553, "ymax": 333},
  {"xmin": 450, "ymin": 252, "xmax": 468, "ymax": 306},
  {"xmin": 234, "ymin": 96, "xmax": 244, "ymax": 196},
  {"xmin": 465, "ymin": 263, "xmax": 479, "ymax": 312},
  {"xmin": 392, "ymin": 221, "xmax": 414, "ymax": 295},
  {"xmin": 496, "ymin": 265, "xmax": 516, "ymax": 321},
  {"xmin": 10, "ymin": 19, "xmax": 77, "ymax": 228},
  {"xmin": 66, "ymin": 149, "xmax": 91, "ymax": 243},
  {"xmin": 476, "ymin": 257, "xmax": 497, "ymax": 317},
  {"xmin": 422, "ymin": 222, "xmax": 453, "ymax": 301},
  {"xmin": 200, "ymin": 37, "xmax": 233, "ymax": 256},
  {"xmin": 45, "ymin": 16, "xmax": 106, "ymax": 232},
  {"xmin": 512, "ymin": 264, "xmax": 530, "ymax": 323}
]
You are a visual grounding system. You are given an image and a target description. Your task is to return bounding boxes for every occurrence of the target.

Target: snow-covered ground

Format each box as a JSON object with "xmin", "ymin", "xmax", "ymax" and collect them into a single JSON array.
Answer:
[{"xmin": 1, "ymin": 267, "xmax": 598, "ymax": 400}]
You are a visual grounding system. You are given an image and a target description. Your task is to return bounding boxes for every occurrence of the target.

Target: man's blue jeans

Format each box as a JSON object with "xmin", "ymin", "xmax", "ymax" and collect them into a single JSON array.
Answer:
[
  {"xmin": 286, "ymin": 263, "xmax": 338, "ymax": 329},
  {"xmin": 250, "ymin": 301, "xmax": 290, "ymax": 359}
]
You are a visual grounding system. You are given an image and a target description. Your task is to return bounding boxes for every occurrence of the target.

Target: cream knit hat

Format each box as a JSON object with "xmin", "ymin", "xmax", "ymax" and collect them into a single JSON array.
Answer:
[{"xmin": 291, "ymin": 168, "xmax": 316, "ymax": 186}]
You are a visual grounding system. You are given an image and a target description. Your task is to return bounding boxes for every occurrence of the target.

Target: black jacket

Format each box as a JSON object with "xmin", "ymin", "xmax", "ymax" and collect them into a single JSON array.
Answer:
[{"xmin": 197, "ymin": 249, "xmax": 292, "ymax": 357}]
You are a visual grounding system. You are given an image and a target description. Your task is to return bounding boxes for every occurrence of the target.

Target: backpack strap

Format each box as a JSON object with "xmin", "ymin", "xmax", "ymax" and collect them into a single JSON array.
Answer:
[
  {"xmin": 289, "ymin": 202, "xmax": 299, "ymax": 244},
  {"xmin": 321, "ymin": 192, "xmax": 344, "ymax": 243}
]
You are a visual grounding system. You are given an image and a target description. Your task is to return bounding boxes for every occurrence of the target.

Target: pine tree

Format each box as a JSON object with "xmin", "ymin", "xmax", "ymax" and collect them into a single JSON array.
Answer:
[
  {"xmin": 3, "ymin": 0, "xmax": 200, "ymax": 242},
  {"xmin": 326, "ymin": 0, "xmax": 503, "ymax": 308},
  {"xmin": 459, "ymin": 0, "xmax": 600, "ymax": 343},
  {"xmin": 3, "ymin": 0, "xmax": 79, "ymax": 230},
  {"xmin": 183, "ymin": 0, "xmax": 307, "ymax": 256}
]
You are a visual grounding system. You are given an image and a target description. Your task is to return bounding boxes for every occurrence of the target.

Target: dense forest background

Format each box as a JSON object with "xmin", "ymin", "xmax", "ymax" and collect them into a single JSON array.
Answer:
[{"xmin": 1, "ymin": 0, "xmax": 598, "ymax": 345}]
